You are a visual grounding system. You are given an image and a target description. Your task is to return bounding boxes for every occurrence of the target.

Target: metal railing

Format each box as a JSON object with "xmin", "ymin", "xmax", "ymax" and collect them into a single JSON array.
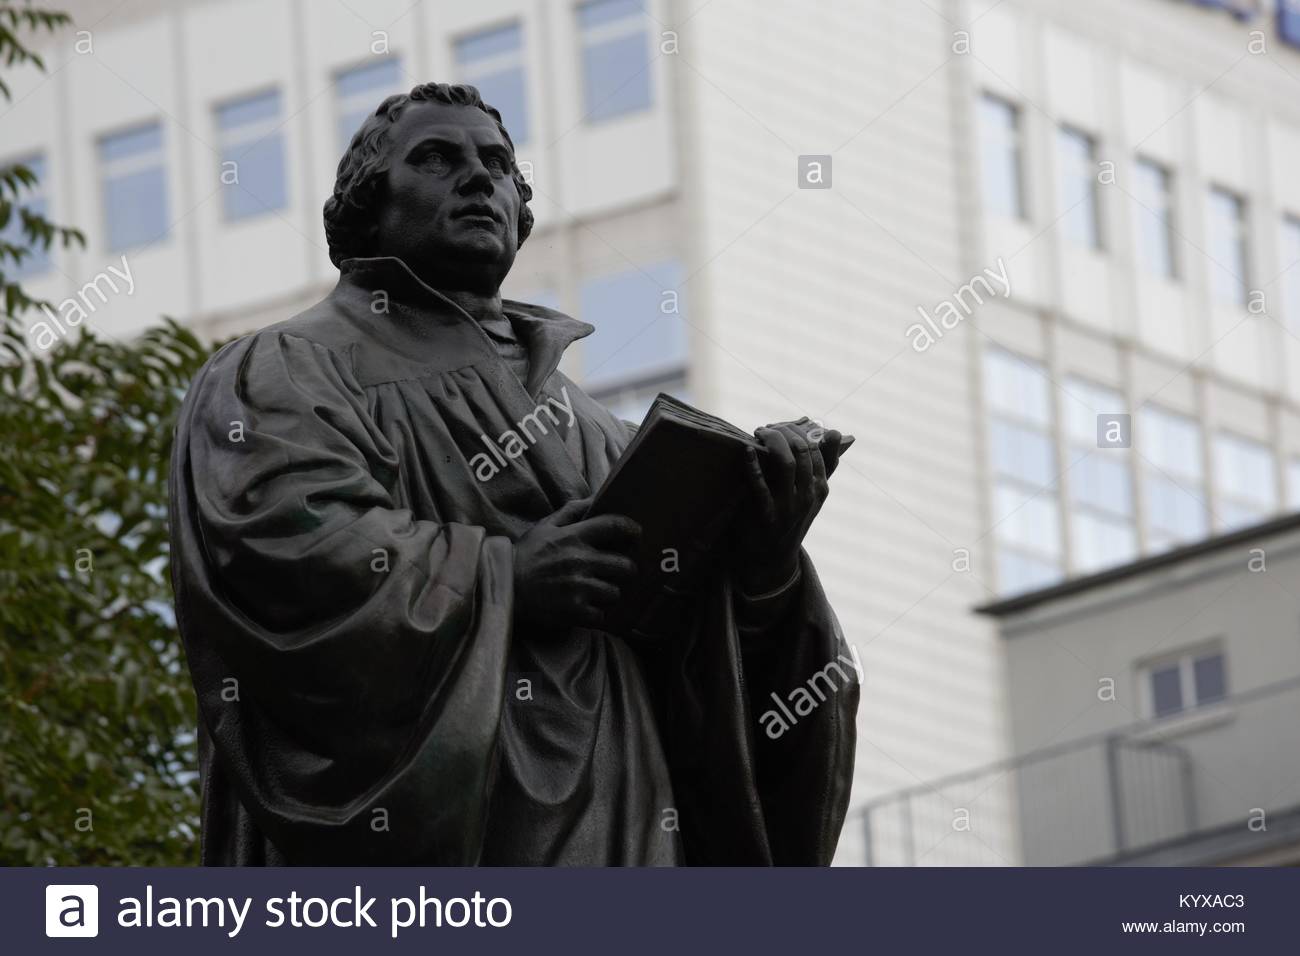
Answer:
[{"xmin": 850, "ymin": 676, "xmax": 1300, "ymax": 866}]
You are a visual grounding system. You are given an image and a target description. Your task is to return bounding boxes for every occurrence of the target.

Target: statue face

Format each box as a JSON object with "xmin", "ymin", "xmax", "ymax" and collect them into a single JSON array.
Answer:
[{"xmin": 371, "ymin": 100, "xmax": 521, "ymax": 293}]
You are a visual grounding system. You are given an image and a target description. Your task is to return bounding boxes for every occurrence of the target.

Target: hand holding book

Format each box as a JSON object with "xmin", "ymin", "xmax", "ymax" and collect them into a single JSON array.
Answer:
[
  {"xmin": 738, "ymin": 418, "xmax": 852, "ymax": 597},
  {"xmin": 587, "ymin": 396, "xmax": 852, "ymax": 641}
]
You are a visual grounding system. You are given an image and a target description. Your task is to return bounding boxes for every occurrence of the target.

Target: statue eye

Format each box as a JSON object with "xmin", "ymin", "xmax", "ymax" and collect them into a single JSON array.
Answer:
[
  {"xmin": 486, "ymin": 155, "xmax": 508, "ymax": 175},
  {"xmin": 420, "ymin": 151, "xmax": 451, "ymax": 175}
]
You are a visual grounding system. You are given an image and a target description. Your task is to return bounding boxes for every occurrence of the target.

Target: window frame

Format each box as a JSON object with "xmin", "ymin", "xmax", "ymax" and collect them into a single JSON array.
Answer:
[
  {"xmin": 1140, "ymin": 644, "xmax": 1229, "ymax": 721},
  {"xmin": 983, "ymin": 347, "xmax": 1064, "ymax": 593},
  {"xmin": 1133, "ymin": 155, "xmax": 1177, "ymax": 279},
  {"xmin": 1138, "ymin": 405, "xmax": 1209, "ymax": 552},
  {"xmin": 1206, "ymin": 184, "xmax": 1250, "ymax": 306},
  {"xmin": 1061, "ymin": 377, "xmax": 1136, "ymax": 573},
  {"xmin": 1057, "ymin": 124, "xmax": 1103, "ymax": 251},
  {"xmin": 1280, "ymin": 0, "xmax": 1300, "ymax": 48},
  {"xmin": 1, "ymin": 151, "xmax": 52, "ymax": 279},
  {"xmin": 1212, "ymin": 430, "xmax": 1278, "ymax": 531},
  {"xmin": 576, "ymin": 0, "xmax": 655, "ymax": 123},
  {"xmin": 978, "ymin": 92, "xmax": 1027, "ymax": 222},
  {"xmin": 1288, "ymin": 456, "xmax": 1300, "ymax": 510},
  {"xmin": 453, "ymin": 20, "xmax": 530, "ymax": 145},
  {"xmin": 214, "ymin": 86, "xmax": 289, "ymax": 223},
  {"xmin": 97, "ymin": 119, "xmax": 170, "ymax": 253},
  {"xmin": 1279, "ymin": 214, "xmax": 1300, "ymax": 332},
  {"xmin": 578, "ymin": 258, "xmax": 690, "ymax": 421},
  {"xmin": 333, "ymin": 56, "xmax": 405, "ymax": 153}
]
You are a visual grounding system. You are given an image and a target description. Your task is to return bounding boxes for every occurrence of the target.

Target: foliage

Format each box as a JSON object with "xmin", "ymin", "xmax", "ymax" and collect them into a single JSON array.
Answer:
[{"xmin": 0, "ymin": 2, "xmax": 208, "ymax": 864}]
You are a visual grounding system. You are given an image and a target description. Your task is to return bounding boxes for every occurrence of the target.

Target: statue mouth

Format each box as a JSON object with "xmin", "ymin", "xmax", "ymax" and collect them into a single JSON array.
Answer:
[{"xmin": 452, "ymin": 203, "xmax": 501, "ymax": 224}]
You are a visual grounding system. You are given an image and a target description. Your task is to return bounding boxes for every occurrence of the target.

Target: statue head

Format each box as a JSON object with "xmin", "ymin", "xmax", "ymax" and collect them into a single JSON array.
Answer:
[{"xmin": 323, "ymin": 82, "xmax": 534, "ymax": 295}]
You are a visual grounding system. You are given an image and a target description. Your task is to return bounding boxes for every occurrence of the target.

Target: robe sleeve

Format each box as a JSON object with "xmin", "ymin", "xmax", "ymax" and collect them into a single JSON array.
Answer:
[
  {"xmin": 735, "ymin": 551, "xmax": 859, "ymax": 864},
  {"xmin": 734, "ymin": 564, "xmax": 803, "ymax": 646},
  {"xmin": 659, "ymin": 548, "xmax": 858, "ymax": 865},
  {"xmin": 168, "ymin": 330, "xmax": 513, "ymax": 864}
]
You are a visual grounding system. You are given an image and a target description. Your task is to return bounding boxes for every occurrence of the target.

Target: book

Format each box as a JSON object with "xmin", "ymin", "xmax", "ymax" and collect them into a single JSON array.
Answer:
[{"xmin": 587, "ymin": 393, "xmax": 852, "ymax": 642}]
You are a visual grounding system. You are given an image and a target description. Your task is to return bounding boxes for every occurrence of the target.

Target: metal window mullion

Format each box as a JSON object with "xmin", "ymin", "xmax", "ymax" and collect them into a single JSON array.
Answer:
[
  {"xmin": 102, "ymin": 151, "xmax": 164, "ymax": 178},
  {"xmin": 219, "ymin": 116, "xmax": 283, "ymax": 150},
  {"xmin": 581, "ymin": 18, "xmax": 645, "ymax": 45},
  {"xmin": 459, "ymin": 50, "xmax": 524, "ymax": 78}
]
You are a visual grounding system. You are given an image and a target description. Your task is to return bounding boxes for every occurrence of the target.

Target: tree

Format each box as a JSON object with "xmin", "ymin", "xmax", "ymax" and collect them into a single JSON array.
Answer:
[{"xmin": 1, "ymin": 2, "xmax": 208, "ymax": 864}]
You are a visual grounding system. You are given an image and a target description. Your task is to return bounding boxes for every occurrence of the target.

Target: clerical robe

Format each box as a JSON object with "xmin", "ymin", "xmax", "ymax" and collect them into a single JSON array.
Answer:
[{"xmin": 168, "ymin": 256, "xmax": 858, "ymax": 866}]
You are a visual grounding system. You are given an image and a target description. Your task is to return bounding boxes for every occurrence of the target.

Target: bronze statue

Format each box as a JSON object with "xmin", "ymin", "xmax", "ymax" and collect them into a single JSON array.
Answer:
[{"xmin": 168, "ymin": 82, "xmax": 858, "ymax": 865}]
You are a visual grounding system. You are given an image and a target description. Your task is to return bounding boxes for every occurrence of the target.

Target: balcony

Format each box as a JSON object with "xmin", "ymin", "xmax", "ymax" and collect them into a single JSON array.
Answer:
[{"xmin": 851, "ymin": 676, "xmax": 1300, "ymax": 866}]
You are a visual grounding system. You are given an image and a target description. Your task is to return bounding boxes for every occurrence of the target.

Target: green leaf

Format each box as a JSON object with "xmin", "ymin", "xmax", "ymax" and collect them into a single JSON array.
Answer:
[{"xmin": 1, "ymin": 3, "xmax": 210, "ymax": 867}]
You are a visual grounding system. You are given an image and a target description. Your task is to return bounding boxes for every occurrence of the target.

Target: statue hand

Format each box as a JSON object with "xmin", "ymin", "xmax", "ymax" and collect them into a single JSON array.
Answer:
[
  {"xmin": 738, "ymin": 420, "xmax": 839, "ymax": 594},
  {"xmin": 513, "ymin": 497, "xmax": 641, "ymax": 632}
]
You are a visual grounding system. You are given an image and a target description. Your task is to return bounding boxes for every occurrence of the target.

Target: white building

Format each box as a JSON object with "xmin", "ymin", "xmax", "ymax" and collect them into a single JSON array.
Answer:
[
  {"xmin": 965, "ymin": 514, "xmax": 1300, "ymax": 867},
  {"xmin": 8, "ymin": 0, "xmax": 1300, "ymax": 864}
]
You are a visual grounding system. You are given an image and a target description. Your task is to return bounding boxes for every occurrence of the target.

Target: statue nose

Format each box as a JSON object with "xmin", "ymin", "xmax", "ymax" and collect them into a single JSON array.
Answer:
[{"xmin": 458, "ymin": 167, "xmax": 493, "ymax": 196}]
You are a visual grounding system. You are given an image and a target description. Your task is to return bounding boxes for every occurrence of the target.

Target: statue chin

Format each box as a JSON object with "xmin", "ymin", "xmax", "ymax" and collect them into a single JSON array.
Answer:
[{"xmin": 439, "ymin": 241, "xmax": 515, "ymax": 284}]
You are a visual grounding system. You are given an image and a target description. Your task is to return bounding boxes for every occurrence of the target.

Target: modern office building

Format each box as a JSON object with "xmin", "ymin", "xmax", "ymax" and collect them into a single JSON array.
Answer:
[{"xmin": 7, "ymin": 0, "xmax": 1300, "ymax": 863}]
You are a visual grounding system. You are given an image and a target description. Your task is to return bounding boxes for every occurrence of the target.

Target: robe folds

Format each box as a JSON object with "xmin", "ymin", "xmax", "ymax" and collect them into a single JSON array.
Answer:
[{"xmin": 168, "ymin": 255, "xmax": 858, "ymax": 866}]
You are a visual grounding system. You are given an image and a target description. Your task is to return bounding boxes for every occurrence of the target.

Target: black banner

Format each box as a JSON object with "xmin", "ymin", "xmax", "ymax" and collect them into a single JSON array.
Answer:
[{"xmin": 8, "ymin": 866, "xmax": 1291, "ymax": 953}]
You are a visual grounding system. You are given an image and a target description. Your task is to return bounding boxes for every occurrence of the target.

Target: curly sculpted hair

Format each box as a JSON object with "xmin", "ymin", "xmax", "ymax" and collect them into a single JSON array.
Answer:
[{"xmin": 323, "ymin": 81, "xmax": 534, "ymax": 268}]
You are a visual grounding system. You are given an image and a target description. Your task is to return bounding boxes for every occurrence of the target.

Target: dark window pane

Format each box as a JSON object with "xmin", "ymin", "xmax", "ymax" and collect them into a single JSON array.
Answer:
[
  {"xmin": 1151, "ymin": 664, "xmax": 1183, "ymax": 717},
  {"xmin": 1193, "ymin": 653, "xmax": 1226, "ymax": 706}
]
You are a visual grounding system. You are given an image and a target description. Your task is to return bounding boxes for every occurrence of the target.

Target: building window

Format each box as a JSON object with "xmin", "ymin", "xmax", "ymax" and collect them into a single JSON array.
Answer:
[
  {"xmin": 1139, "ymin": 406, "xmax": 1208, "ymax": 551},
  {"xmin": 1, "ymin": 152, "xmax": 51, "ymax": 278},
  {"xmin": 1213, "ymin": 432, "xmax": 1277, "ymax": 531},
  {"xmin": 1062, "ymin": 379, "xmax": 1135, "ymax": 572},
  {"xmin": 1281, "ymin": 216, "xmax": 1300, "ymax": 331},
  {"xmin": 216, "ymin": 89, "xmax": 288, "ymax": 222},
  {"xmin": 1133, "ymin": 157, "xmax": 1176, "ymax": 278},
  {"xmin": 455, "ymin": 22, "xmax": 529, "ymax": 145},
  {"xmin": 1144, "ymin": 647, "xmax": 1227, "ymax": 719},
  {"xmin": 1281, "ymin": 0, "xmax": 1300, "ymax": 48},
  {"xmin": 1288, "ymin": 457, "xmax": 1300, "ymax": 510},
  {"xmin": 577, "ymin": 0, "xmax": 653, "ymax": 122},
  {"xmin": 99, "ymin": 122, "xmax": 169, "ymax": 252},
  {"xmin": 1207, "ymin": 186, "xmax": 1249, "ymax": 305},
  {"xmin": 579, "ymin": 259, "xmax": 688, "ymax": 421},
  {"xmin": 984, "ymin": 349, "xmax": 1062, "ymax": 593},
  {"xmin": 1058, "ymin": 127, "xmax": 1102, "ymax": 250},
  {"xmin": 335, "ymin": 57, "xmax": 403, "ymax": 151},
  {"xmin": 978, "ymin": 93, "xmax": 1025, "ymax": 220}
]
